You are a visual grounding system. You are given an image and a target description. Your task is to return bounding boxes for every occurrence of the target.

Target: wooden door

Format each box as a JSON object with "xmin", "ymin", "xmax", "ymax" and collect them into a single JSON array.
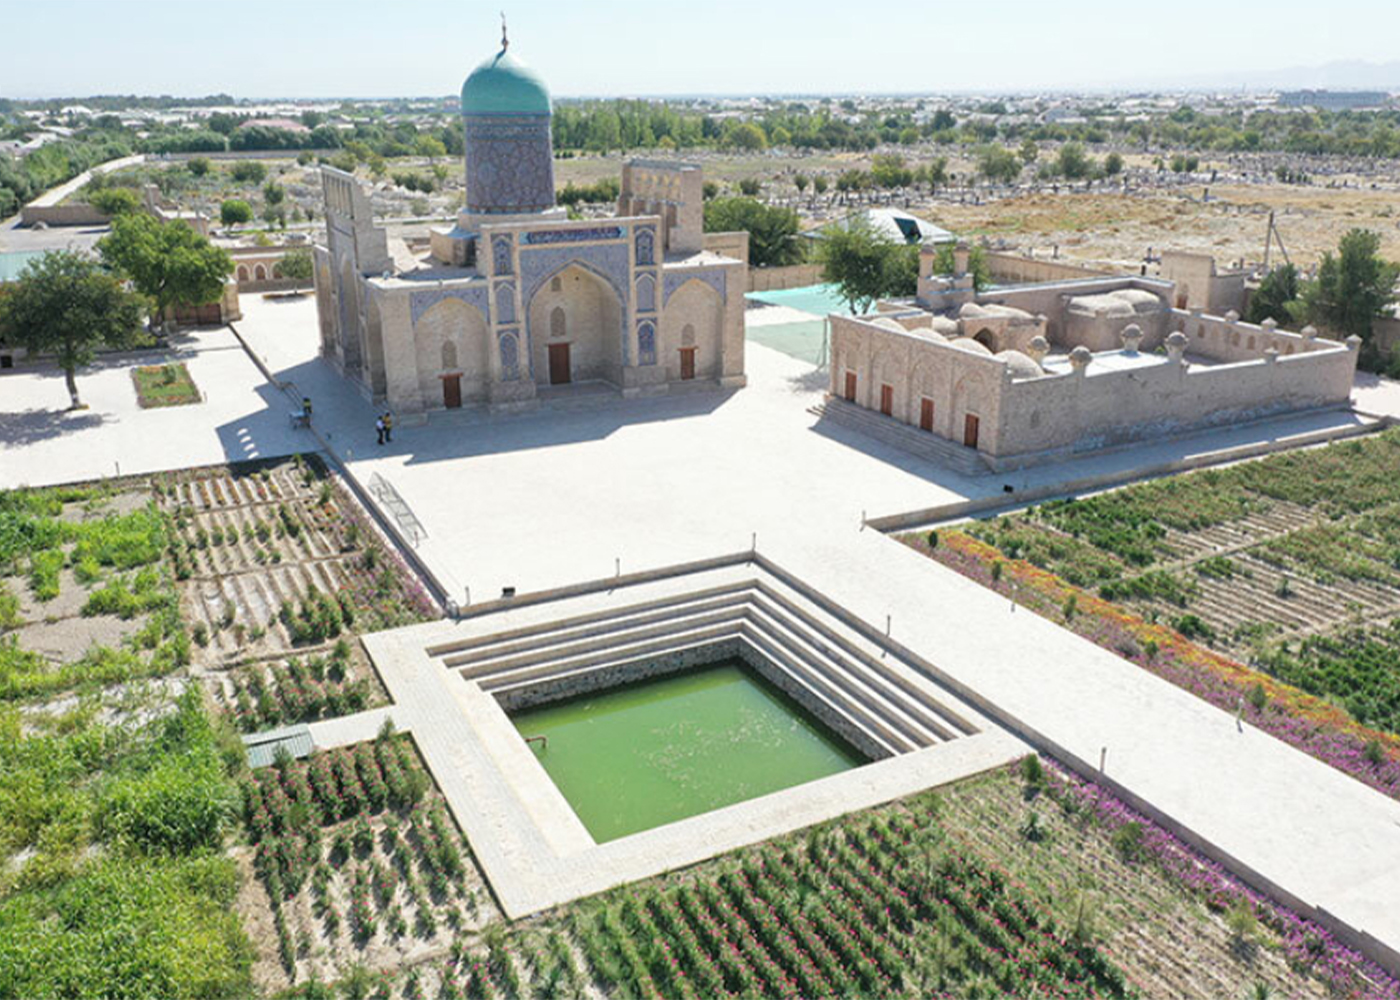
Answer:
[
  {"xmin": 548, "ymin": 343, "xmax": 571, "ymax": 385},
  {"xmin": 441, "ymin": 374, "xmax": 462, "ymax": 409},
  {"xmin": 843, "ymin": 371, "xmax": 857, "ymax": 401},
  {"xmin": 879, "ymin": 384, "xmax": 893, "ymax": 416},
  {"xmin": 680, "ymin": 347, "xmax": 696, "ymax": 380},
  {"xmin": 919, "ymin": 398, "xmax": 934, "ymax": 432},
  {"xmin": 963, "ymin": 413, "xmax": 980, "ymax": 449}
]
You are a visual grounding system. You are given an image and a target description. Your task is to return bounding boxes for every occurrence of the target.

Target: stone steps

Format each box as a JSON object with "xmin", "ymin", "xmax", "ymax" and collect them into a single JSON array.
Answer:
[
  {"xmin": 432, "ymin": 578, "xmax": 977, "ymax": 763},
  {"xmin": 809, "ymin": 396, "xmax": 990, "ymax": 478}
]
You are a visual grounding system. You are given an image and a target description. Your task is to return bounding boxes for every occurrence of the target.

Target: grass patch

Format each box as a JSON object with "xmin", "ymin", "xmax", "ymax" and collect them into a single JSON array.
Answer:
[
  {"xmin": 0, "ymin": 690, "xmax": 252, "ymax": 998},
  {"xmin": 132, "ymin": 362, "xmax": 201, "ymax": 408}
]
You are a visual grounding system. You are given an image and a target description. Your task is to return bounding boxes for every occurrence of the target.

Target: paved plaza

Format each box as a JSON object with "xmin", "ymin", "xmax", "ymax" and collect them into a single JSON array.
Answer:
[
  {"xmin": 5, "ymin": 290, "xmax": 1400, "ymax": 961},
  {"xmin": 0, "ymin": 324, "xmax": 310, "ymax": 490}
]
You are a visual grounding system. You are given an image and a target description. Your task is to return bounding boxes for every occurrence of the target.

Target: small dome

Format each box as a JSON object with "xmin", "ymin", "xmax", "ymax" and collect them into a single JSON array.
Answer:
[
  {"xmin": 870, "ymin": 317, "xmax": 907, "ymax": 334},
  {"xmin": 950, "ymin": 337, "xmax": 993, "ymax": 355},
  {"xmin": 461, "ymin": 49, "xmax": 551, "ymax": 116},
  {"xmin": 930, "ymin": 316, "xmax": 961, "ymax": 336},
  {"xmin": 995, "ymin": 349, "xmax": 1044, "ymax": 379}
]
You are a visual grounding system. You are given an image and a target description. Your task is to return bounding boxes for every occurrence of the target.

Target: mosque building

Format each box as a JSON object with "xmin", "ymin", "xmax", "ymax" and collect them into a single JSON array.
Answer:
[{"xmin": 312, "ymin": 29, "xmax": 747, "ymax": 414}]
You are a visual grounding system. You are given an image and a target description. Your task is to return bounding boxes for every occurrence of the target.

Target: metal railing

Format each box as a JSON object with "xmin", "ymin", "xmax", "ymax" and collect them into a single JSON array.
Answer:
[{"xmin": 367, "ymin": 472, "xmax": 428, "ymax": 547}]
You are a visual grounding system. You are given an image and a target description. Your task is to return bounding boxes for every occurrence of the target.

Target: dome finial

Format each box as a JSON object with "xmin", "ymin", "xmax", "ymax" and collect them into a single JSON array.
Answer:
[{"xmin": 500, "ymin": 10, "xmax": 508, "ymax": 50}]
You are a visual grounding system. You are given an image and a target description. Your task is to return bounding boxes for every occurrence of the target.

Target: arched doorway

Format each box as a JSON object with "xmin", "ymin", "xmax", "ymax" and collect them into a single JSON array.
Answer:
[
  {"xmin": 527, "ymin": 264, "xmax": 624, "ymax": 386},
  {"xmin": 413, "ymin": 298, "xmax": 489, "ymax": 408},
  {"xmin": 972, "ymin": 328, "xmax": 996, "ymax": 351},
  {"xmin": 660, "ymin": 278, "xmax": 723, "ymax": 383}
]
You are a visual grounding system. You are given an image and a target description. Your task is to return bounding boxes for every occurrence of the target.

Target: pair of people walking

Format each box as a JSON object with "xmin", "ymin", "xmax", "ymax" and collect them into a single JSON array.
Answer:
[{"xmin": 375, "ymin": 411, "xmax": 394, "ymax": 445}]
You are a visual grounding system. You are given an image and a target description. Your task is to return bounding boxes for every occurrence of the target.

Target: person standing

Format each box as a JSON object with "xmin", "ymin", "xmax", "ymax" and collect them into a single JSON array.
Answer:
[
  {"xmin": 383, "ymin": 412, "xmax": 393, "ymax": 443},
  {"xmin": 375, "ymin": 415, "xmax": 385, "ymax": 445}
]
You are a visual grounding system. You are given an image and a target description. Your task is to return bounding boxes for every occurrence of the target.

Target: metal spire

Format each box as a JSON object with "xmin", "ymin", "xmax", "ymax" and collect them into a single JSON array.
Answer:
[{"xmin": 500, "ymin": 11, "xmax": 508, "ymax": 50}]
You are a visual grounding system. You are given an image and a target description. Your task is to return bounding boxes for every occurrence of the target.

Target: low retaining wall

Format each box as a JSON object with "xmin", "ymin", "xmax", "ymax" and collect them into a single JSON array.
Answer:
[
  {"xmin": 749, "ymin": 263, "xmax": 823, "ymax": 292},
  {"xmin": 19, "ymin": 203, "xmax": 110, "ymax": 226},
  {"xmin": 867, "ymin": 409, "xmax": 1387, "ymax": 533}
]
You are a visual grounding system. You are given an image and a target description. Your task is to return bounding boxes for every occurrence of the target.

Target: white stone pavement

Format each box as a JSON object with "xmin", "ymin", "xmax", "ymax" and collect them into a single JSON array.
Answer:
[{"xmin": 0, "ymin": 325, "xmax": 310, "ymax": 489}]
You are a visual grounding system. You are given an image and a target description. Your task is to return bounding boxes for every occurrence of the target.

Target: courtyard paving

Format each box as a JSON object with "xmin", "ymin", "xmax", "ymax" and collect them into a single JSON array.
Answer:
[{"xmin": 0, "ymin": 324, "xmax": 310, "ymax": 490}]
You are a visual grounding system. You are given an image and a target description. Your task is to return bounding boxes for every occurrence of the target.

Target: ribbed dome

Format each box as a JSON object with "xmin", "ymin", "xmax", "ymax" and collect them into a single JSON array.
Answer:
[{"xmin": 461, "ymin": 49, "xmax": 551, "ymax": 116}]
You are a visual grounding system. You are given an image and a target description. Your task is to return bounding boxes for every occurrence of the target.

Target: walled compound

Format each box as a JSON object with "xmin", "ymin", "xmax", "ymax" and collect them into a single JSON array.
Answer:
[
  {"xmin": 311, "ymin": 35, "xmax": 746, "ymax": 415},
  {"xmin": 827, "ymin": 242, "xmax": 1360, "ymax": 470}
]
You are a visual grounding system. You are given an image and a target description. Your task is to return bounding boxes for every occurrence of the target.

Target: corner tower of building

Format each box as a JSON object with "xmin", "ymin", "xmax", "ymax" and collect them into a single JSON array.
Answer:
[{"xmin": 460, "ymin": 36, "xmax": 556, "ymax": 224}]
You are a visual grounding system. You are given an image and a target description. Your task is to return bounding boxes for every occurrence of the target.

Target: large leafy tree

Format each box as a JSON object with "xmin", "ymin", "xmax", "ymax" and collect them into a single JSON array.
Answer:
[
  {"xmin": 99, "ymin": 214, "xmax": 232, "ymax": 328},
  {"xmin": 1298, "ymin": 229, "xmax": 1398, "ymax": 345},
  {"xmin": 0, "ymin": 250, "xmax": 143, "ymax": 408},
  {"xmin": 1245, "ymin": 263, "xmax": 1299, "ymax": 325},
  {"xmin": 933, "ymin": 243, "xmax": 992, "ymax": 293},
  {"xmin": 816, "ymin": 218, "xmax": 912, "ymax": 315},
  {"xmin": 702, "ymin": 197, "xmax": 801, "ymax": 269}
]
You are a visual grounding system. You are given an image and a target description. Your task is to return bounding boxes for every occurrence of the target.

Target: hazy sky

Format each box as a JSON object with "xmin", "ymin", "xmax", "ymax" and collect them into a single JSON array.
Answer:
[{"xmin": 3, "ymin": 0, "xmax": 1398, "ymax": 99}]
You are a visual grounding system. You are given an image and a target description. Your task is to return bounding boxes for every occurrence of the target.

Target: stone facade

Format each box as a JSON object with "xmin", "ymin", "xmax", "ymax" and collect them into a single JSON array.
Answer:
[
  {"xmin": 311, "ymin": 41, "xmax": 747, "ymax": 416},
  {"xmin": 830, "ymin": 246, "xmax": 1358, "ymax": 469}
]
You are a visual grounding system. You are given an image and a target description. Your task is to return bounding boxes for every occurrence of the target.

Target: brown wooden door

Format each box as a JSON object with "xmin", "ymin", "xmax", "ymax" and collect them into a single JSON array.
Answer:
[
  {"xmin": 920, "ymin": 398, "xmax": 934, "ymax": 432},
  {"xmin": 843, "ymin": 371, "xmax": 857, "ymax": 401},
  {"xmin": 963, "ymin": 413, "xmax": 980, "ymax": 449},
  {"xmin": 679, "ymin": 347, "xmax": 697, "ymax": 381},
  {"xmin": 548, "ymin": 343, "xmax": 571, "ymax": 385},
  {"xmin": 879, "ymin": 384, "xmax": 893, "ymax": 416},
  {"xmin": 441, "ymin": 374, "xmax": 462, "ymax": 409}
]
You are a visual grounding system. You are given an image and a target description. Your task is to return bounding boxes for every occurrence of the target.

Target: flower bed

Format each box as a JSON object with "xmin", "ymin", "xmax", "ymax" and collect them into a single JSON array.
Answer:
[
  {"xmin": 902, "ymin": 530, "xmax": 1400, "ymax": 800},
  {"xmin": 132, "ymin": 362, "xmax": 201, "ymax": 408},
  {"xmin": 1030, "ymin": 756, "xmax": 1400, "ymax": 1000}
]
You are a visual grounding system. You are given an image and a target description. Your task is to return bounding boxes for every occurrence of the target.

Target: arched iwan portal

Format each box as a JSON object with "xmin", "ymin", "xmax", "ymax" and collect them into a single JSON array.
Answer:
[
  {"xmin": 660, "ymin": 278, "xmax": 722, "ymax": 382},
  {"xmin": 413, "ymin": 298, "xmax": 489, "ymax": 408},
  {"xmin": 527, "ymin": 264, "xmax": 624, "ymax": 386}
]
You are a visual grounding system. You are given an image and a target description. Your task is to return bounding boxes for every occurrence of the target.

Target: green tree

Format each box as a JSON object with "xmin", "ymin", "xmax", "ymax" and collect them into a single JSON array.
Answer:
[
  {"xmin": 871, "ymin": 153, "xmax": 913, "ymax": 189},
  {"xmin": 275, "ymin": 249, "xmax": 314, "ymax": 282},
  {"xmin": 0, "ymin": 250, "xmax": 143, "ymax": 408},
  {"xmin": 414, "ymin": 134, "xmax": 447, "ymax": 158},
  {"xmin": 817, "ymin": 218, "xmax": 904, "ymax": 314},
  {"xmin": 702, "ymin": 197, "xmax": 800, "ymax": 268},
  {"xmin": 1298, "ymin": 229, "xmax": 1398, "ymax": 346},
  {"xmin": 793, "ymin": 173, "xmax": 809, "ymax": 194},
  {"xmin": 1056, "ymin": 143, "xmax": 1093, "ymax": 180},
  {"xmin": 923, "ymin": 157, "xmax": 949, "ymax": 191},
  {"xmin": 812, "ymin": 175, "xmax": 829, "ymax": 196},
  {"xmin": 230, "ymin": 161, "xmax": 266, "ymax": 183},
  {"xmin": 1245, "ymin": 263, "xmax": 1299, "ymax": 325},
  {"xmin": 219, "ymin": 199, "xmax": 252, "ymax": 226},
  {"xmin": 737, "ymin": 177, "xmax": 762, "ymax": 197},
  {"xmin": 88, "ymin": 186, "xmax": 142, "ymax": 216},
  {"xmin": 1018, "ymin": 138, "xmax": 1039, "ymax": 164},
  {"xmin": 1103, "ymin": 152, "xmax": 1124, "ymax": 176},
  {"xmin": 977, "ymin": 145, "xmax": 1022, "ymax": 184},
  {"xmin": 262, "ymin": 181, "xmax": 285, "ymax": 206},
  {"xmin": 99, "ymin": 214, "xmax": 232, "ymax": 328},
  {"xmin": 933, "ymin": 243, "xmax": 992, "ymax": 293},
  {"xmin": 187, "ymin": 157, "xmax": 211, "ymax": 177},
  {"xmin": 724, "ymin": 121, "xmax": 767, "ymax": 151}
]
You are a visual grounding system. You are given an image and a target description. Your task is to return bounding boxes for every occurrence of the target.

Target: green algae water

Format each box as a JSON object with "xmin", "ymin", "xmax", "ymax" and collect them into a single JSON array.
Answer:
[{"xmin": 511, "ymin": 661, "xmax": 864, "ymax": 842}]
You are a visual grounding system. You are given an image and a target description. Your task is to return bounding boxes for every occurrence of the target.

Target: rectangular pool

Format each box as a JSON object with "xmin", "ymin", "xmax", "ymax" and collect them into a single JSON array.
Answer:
[{"xmin": 510, "ymin": 660, "xmax": 864, "ymax": 842}]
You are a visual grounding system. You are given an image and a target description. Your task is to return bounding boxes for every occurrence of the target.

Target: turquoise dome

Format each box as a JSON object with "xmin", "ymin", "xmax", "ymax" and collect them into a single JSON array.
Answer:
[{"xmin": 460, "ymin": 49, "xmax": 551, "ymax": 116}]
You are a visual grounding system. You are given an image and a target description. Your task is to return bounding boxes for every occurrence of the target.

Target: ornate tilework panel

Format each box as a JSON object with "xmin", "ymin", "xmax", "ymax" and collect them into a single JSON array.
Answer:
[
  {"xmin": 409, "ymin": 285, "xmax": 490, "ymax": 326},
  {"xmin": 519, "ymin": 243, "xmax": 632, "ymax": 309},
  {"xmin": 635, "ymin": 227, "xmax": 656, "ymax": 266},
  {"xmin": 494, "ymin": 282, "xmax": 516, "ymax": 324},
  {"xmin": 491, "ymin": 235, "xmax": 514, "ymax": 277},
  {"xmin": 464, "ymin": 115, "xmax": 554, "ymax": 215},
  {"xmin": 499, "ymin": 329, "xmax": 520, "ymax": 381},
  {"xmin": 635, "ymin": 272, "xmax": 656, "ymax": 313},
  {"xmin": 521, "ymin": 226, "xmax": 625, "ymax": 246},
  {"xmin": 637, "ymin": 320, "xmax": 657, "ymax": 366},
  {"xmin": 663, "ymin": 268, "xmax": 727, "ymax": 305}
]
